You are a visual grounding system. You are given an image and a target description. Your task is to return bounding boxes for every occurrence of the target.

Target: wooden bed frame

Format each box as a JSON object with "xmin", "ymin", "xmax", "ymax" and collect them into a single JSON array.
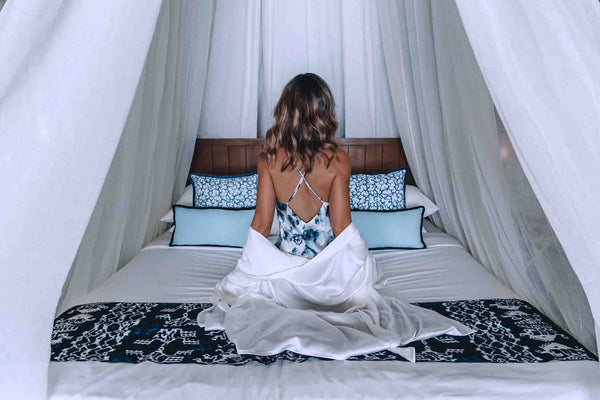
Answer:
[{"xmin": 189, "ymin": 138, "xmax": 415, "ymax": 185}]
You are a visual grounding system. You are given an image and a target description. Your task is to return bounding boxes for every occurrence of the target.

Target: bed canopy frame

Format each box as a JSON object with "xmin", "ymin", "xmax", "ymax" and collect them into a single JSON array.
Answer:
[{"xmin": 189, "ymin": 138, "xmax": 416, "ymax": 185}]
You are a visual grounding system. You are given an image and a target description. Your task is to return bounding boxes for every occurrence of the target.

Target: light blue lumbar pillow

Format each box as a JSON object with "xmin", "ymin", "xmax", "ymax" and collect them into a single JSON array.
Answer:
[
  {"xmin": 349, "ymin": 168, "xmax": 407, "ymax": 211},
  {"xmin": 351, "ymin": 206, "xmax": 425, "ymax": 250},
  {"xmin": 190, "ymin": 172, "xmax": 258, "ymax": 208},
  {"xmin": 170, "ymin": 205, "xmax": 255, "ymax": 247}
]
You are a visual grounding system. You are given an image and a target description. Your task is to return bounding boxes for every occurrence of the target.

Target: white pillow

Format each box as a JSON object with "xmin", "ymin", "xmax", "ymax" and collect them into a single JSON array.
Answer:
[
  {"xmin": 160, "ymin": 185, "xmax": 194, "ymax": 223},
  {"xmin": 160, "ymin": 184, "xmax": 279, "ymax": 235},
  {"xmin": 405, "ymin": 185, "xmax": 439, "ymax": 218}
]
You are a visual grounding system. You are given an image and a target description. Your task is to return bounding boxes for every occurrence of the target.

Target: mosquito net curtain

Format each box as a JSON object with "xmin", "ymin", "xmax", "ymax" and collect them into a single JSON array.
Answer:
[
  {"xmin": 455, "ymin": 0, "xmax": 600, "ymax": 358},
  {"xmin": 1, "ymin": 0, "xmax": 599, "ymax": 398},
  {"xmin": 0, "ymin": 1, "xmax": 159, "ymax": 398},
  {"xmin": 378, "ymin": 0, "xmax": 598, "ymax": 355},
  {"xmin": 57, "ymin": 0, "xmax": 214, "ymax": 317}
]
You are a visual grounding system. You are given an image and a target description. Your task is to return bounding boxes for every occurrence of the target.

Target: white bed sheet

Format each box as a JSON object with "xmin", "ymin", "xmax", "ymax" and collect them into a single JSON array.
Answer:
[{"xmin": 50, "ymin": 224, "xmax": 599, "ymax": 400}]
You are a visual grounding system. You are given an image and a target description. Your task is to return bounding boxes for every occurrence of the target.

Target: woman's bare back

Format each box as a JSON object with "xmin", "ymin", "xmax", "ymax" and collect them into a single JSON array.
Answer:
[
  {"xmin": 251, "ymin": 148, "xmax": 352, "ymax": 238},
  {"xmin": 270, "ymin": 149, "xmax": 337, "ymax": 222}
]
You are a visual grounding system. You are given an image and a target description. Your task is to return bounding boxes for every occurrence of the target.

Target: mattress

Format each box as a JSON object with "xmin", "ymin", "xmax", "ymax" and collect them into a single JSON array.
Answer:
[{"xmin": 49, "ymin": 222, "xmax": 600, "ymax": 400}]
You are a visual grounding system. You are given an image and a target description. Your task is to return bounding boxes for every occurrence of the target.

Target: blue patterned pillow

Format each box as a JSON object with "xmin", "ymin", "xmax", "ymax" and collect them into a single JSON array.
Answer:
[
  {"xmin": 349, "ymin": 169, "xmax": 407, "ymax": 211},
  {"xmin": 190, "ymin": 173, "xmax": 258, "ymax": 208}
]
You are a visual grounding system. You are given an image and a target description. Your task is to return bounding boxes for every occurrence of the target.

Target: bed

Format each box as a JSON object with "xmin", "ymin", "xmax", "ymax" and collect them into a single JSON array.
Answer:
[{"xmin": 49, "ymin": 139, "xmax": 599, "ymax": 400}]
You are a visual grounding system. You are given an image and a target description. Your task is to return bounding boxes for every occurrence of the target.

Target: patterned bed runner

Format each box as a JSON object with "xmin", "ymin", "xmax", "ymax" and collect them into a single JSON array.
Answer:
[{"xmin": 51, "ymin": 299, "xmax": 597, "ymax": 365}]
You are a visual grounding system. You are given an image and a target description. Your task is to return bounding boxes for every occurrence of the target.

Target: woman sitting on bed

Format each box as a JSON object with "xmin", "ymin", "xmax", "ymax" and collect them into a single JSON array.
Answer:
[
  {"xmin": 198, "ymin": 73, "xmax": 473, "ymax": 362},
  {"xmin": 251, "ymin": 73, "xmax": 351, "ymax": 258}
]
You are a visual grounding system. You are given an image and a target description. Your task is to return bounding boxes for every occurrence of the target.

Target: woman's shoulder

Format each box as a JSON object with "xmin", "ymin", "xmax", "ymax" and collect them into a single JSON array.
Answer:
[
  {"xmin": 261, "ymin": 147, "xmax": 350, "ymax": 176},
  {"xmin": 330, "ymin": 148, "xmax": 351, "ymax": 178},
  {"xmin": 258, "ymin": 149, "xmax": 285, "ymax": 173},
  {"xmin": 309, "ymin": 148, "xmax": 350, "ymax": 178}
]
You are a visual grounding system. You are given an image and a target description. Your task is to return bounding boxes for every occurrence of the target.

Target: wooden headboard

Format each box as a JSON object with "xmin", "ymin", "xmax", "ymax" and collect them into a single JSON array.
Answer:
[{"xmin": 189, "ymin": 138, "xmax": 415, "ymax": 185}]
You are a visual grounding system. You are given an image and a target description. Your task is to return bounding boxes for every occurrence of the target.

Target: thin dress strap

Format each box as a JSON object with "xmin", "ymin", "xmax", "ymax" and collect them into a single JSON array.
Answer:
[{"xmin": 286, "ymin": 166, "xmax": 325, "ymax": 204}]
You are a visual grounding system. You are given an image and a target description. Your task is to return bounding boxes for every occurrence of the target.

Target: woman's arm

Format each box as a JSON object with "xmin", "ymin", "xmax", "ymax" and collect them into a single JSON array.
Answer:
[
  {"xmin": 251, "ymin": 156, "xmax": 276, "ymax": 237},
  {"xmin": 328, "ymin": 150, "xmax": 352, "ymax": 236}
]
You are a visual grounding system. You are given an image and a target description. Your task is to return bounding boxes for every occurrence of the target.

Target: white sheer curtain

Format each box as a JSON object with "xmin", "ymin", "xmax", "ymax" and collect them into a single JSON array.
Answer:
[
  {"xmin": 0, "ymin": 1, "xmax": 162, "ymax": 398},
  {"xmin": 58, "ymin": 0, "xmax": 215, "ymax": 314},
  {"xmin": 198, "ymin": 0, "xmax": 397, "ymax": 138},
  {"xmin": 198, "ymin": 0, "xmax": 261, "ymax": 138},
  {"xmin": 455, "ymin": 0, "xmax": 600, "ymax": 355},
  {"xmin": 377, "ymin": 0, "xmax": 596, "ymax": 353}
]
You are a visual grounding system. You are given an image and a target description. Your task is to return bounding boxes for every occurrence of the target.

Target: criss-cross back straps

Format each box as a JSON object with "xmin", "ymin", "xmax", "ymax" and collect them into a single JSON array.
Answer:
[{"xmin": 286, "ymin": 166, "xmax": 325, "ymax": 204}]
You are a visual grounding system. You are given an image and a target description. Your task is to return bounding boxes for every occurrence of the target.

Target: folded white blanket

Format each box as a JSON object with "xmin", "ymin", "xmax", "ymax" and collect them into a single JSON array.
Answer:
[{"xmin": 198, "ymin": 223, "xmax": 474, "ymax": 362}]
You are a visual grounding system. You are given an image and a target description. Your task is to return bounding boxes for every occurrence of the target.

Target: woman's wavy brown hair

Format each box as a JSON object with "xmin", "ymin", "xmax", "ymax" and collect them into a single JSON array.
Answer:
[{"xmin": 262, "ymin": 73, "xmax": 338, "ymax": 173}]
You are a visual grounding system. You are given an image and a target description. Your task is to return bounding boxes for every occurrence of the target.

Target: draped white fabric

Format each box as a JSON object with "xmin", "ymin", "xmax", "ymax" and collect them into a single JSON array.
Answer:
[
  {"xmin": 455, "ymin": 0, "xmax": 600, "ymax": 355},
  {"xmin": 198, "ymin": 225, "xmax": 474, "ymax": 362},
  {"xmin": 198, "ymin": 0, "xmax": 397, "ymax": 138},
  {"xmin": 0, "ymin": 1, "xmax": 162, "ymax": 398},
  {"xmin": 57, "ymin": 0, "xmax": 215, "ymax": 314},
  {"xmin": 377, "ymin": 0, "xmax": 596, "ymax": 353}
]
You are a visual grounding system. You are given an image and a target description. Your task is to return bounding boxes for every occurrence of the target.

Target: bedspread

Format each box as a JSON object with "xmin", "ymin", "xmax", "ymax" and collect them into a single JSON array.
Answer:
[{"xmin": 51, "ymin": 299, "xmax": 597, "ymax": 365}]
